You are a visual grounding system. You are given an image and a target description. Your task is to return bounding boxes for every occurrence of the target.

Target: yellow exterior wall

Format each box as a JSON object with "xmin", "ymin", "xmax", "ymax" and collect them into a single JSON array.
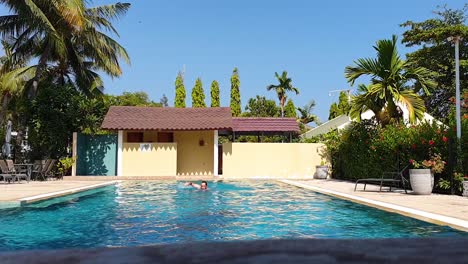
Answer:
[
  {"xmin": 122, "ymin": 143, "xmax": 177, "ymax": 176},
  {"xmin": 222, "ymin": 143, "xmax": 325, "ymax": 179},
  {"xmin": 174, "ymin": 131, "xmax": 214, "ymax": 176}
]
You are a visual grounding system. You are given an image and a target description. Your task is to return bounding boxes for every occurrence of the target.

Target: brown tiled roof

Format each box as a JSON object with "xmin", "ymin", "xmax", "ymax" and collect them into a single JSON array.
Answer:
[
  {"xmin": 101, "ymin": 106, "xmax": 233, "ymax": 130},
  {"xmin": 232, "ymin": 117, "xmax": 300, "ymax": 132}
]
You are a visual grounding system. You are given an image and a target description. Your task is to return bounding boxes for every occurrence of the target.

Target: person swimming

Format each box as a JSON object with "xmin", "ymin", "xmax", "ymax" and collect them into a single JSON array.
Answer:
[{"xmin": 185, "ymin": 181, "xmax": 208, "ymax": 190}]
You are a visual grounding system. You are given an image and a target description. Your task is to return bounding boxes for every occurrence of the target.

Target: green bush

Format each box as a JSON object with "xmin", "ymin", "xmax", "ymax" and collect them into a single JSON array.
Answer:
[{"xmin": 319, "ymin": 119, "xmax": 467, "ymax": 195}]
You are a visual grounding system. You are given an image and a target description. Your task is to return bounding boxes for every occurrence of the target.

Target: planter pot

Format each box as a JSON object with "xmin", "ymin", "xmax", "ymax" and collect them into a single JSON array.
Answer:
[
  {"xmin": 314, "ymin": 166, "xmax": 328, "ymax": 179},
  {"xmin": 463, "ymin": 181, "xmax": 468, "ymax": 197},
  {"xmin": 409, "ymin": 169, "xmax": 434, "ymax": 195}
]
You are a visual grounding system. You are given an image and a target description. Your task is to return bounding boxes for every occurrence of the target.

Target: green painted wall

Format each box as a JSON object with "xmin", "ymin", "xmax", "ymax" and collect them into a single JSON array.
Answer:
[{"xmin": 76, "ymin": 133, "xmax": 117, "ymax": 176}]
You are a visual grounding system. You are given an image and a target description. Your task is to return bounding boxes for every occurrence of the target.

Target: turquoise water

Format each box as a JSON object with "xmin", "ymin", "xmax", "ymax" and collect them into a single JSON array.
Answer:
[{"xmin": 0, "ymin": 181, "xmax": 466, "ymax": 251}]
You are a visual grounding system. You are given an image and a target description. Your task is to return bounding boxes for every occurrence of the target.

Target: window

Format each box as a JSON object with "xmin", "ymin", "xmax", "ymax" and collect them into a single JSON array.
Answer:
[
  {"xmin": 158, "ymin": 132, "xmax": 174, "ymax": 143},
  {"xmin": 127, "ymin": 132, "xmax": 143, "ymax": 143}
]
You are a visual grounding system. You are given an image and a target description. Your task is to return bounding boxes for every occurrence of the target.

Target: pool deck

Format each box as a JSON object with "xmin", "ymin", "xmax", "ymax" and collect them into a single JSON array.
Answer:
[
  {"xmin": 0, "ymin": 180, "xmax": 118, "ymax": 208},
  {"xmin": 281, "ymin": 179, "xmax": 468, "ymax": 232}
]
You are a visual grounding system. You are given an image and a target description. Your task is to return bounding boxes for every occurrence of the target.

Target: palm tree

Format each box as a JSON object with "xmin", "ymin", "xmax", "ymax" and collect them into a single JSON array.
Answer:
[
  {"xmin": 267, "ymin": 71, "xmax": 299, "ymax": 117},
  {"xmin": 0, "ymin": 0, "xmax": 130, "ymax": 96},
  {"xmin": 345, "ymin": 35, "xmax": 436, "ymax": 125},
  {"xmin": 297, "ymin": 100, "xmax": 319, "ymax": 125},
  {"xmin": 0, "ymin": 40, "xmax": 33, "ymax": 118}
]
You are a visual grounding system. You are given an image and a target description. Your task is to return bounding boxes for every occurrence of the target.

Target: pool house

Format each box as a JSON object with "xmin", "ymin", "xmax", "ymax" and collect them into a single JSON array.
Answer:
[{"xmin": 73, "ymin": 106, "xmax": 324, "ymax": 178}]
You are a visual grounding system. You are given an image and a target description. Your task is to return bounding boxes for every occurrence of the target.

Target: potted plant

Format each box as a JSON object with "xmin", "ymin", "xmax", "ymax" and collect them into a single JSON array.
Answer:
[
  {"xmin": 315, "ymin": 159, "xmax": 329, "ymax": 179},
  {"xmin": 409, "ymin": 153, "xmax": 445, "ymax": 195}
]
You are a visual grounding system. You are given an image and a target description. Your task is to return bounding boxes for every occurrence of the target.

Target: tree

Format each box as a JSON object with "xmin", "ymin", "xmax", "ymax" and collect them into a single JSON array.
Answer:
[
  {"xmin": 191, "ymin": 78, "xmax": 206, "ymax": 107},
  {"xmin": 28, "ymin": 84, "xmax": 83, "ymax": 158},
  {"xmin": 298, "ymin": 100, "xmax": 319, "ymax": 125},
  {"xmin": 328, "ymin": 91, "xmax": 351, "ymax": 119},
  {"xmin": 0, "ymin": 40, "xmax": 32, "ymax": 123},
  {"xmin": 345, "ymin": 35, "xmax": 436, "ymax": 125},
  {"xmin": 328, "ymin": 103, "xmax": 339, "ymax": 120},
  {"xmin": 230, "ymin": 67, "xmax": 241, "ymax": 116},
  {"xmin": 174, "ymin": 72, "xmax": 186, "ymax": 108},
  {"xmin": 0, "ymin": 0, "xmax": 131, "ymax": 96},
  {"xmin": 284, "ymin": 99, "xmax": 297, "ymax": 118},
  {"xmin": 267, "ymin": 71, "xmax": 299, "ymax": 117},
  {"xmin": 401, "ymin": 5, "xmax": 468, "ymax": 121},
  {"xmin": 243, "ymin": 96, "xmax": 279, "ymax": 117},
  {"xmin": 160, "ymin": 94, "xmax": 168, "ymax": 107},
  {"xmin": 106, "ymin": 91, "xmax": 160, "ymax": 107},
  {"xmin": 210, "ymin": 80, "xmax": 220, "ymax": 107}
]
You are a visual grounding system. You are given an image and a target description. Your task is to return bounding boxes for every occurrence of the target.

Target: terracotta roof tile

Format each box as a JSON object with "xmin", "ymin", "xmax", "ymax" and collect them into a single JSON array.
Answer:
[
  {"xmin": 232, "ymin": 117, "xmax": 300, "ymax": 132},
  {"xmin": 101, "ymin": 106, "xmax": 233, "ymax": 130}
]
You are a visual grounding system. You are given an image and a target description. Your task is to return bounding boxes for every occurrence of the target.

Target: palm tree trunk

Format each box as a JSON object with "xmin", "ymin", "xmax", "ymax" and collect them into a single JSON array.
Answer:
[
  {"xmin": 0, "ymin": 94, "xmax": 9, "ymax": 126},
  {"xmin": 31, "ymin": 45, "xmax": 51, "ymax": 98},
  {"xmin": 280, "ymin": 96, "xmax": 286, "ymax": 117}
]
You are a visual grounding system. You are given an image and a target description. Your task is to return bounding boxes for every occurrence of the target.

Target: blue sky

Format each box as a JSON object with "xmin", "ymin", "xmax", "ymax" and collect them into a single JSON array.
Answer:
[{"xmin": 1, "ymin": 1, "xmax": 466, "ymax": 121}]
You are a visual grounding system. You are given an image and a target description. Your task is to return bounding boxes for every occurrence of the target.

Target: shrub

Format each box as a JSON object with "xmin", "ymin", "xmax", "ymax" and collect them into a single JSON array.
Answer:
[{"xmin": 319, "ymin": 120, "xmax": 466, "ymax": 195}]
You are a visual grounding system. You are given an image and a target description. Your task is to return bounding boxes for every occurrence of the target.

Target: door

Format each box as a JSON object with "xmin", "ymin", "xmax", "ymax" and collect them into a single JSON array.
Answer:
[{"xmin": 218, "ymin": 145, "xmax": 223, "ymax": 175}]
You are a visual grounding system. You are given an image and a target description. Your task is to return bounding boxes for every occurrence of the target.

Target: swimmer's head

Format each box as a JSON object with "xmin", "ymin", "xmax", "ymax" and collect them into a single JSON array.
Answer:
[{"xmin": 201, "ymin": 181, "xmax": 208, "ymax": 190}]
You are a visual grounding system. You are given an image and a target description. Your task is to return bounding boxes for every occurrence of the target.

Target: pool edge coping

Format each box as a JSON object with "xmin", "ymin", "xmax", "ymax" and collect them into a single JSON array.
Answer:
[
  {"xmin": 279, "ymin": 179, "xmax": 468, "ymax": 232},
  {"xmin": 18, "ymin": 181, "xmax": 121, "ymax": 205}
]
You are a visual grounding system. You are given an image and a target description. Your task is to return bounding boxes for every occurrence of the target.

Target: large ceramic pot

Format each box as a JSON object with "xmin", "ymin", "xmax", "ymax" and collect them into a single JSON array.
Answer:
[
  {"xmin": 409, "ymin": 169, "xmax": 434, "ymax": 195},
  {"xmin": 314, "ymin": 166, "xmax": 328, "ymax": 179},
  {"xmin": 463, "ymin": 181, "xmax": 468, "ymax": 197}
]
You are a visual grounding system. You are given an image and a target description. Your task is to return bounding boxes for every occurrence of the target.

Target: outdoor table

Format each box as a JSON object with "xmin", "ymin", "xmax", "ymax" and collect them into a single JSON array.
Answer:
[{"xmin": 14, "ymin": 163, "xmax": 34, "ymax": 181}]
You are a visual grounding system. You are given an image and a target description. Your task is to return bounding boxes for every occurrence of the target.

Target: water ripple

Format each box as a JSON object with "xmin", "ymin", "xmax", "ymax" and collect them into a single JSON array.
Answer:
[{"xmin": 0, "ymin": 181, "xmax": 466, "ymax": 251}]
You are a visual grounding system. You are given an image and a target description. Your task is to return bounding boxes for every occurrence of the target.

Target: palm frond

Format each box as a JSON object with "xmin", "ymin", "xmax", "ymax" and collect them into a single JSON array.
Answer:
[
  {"xmin": 345, "ymin": 58, "xmax": 379, "ymax": 85},
  {"xmin": 85, "ymin": 3, "xmax": 131, "ymax": 21},
  {"xmin": 55, "ymin": 0, "xmax": 86, "ymax": 30},
  {"xmin": 393, "ymin": 90, "xmax": 426, "ymax": 124}
]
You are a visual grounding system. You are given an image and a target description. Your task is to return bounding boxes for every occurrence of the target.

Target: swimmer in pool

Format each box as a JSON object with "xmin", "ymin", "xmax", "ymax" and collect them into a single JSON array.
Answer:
[{"xmin": 185, "ymin": 181, "xmax": 208, "ymax": 190}]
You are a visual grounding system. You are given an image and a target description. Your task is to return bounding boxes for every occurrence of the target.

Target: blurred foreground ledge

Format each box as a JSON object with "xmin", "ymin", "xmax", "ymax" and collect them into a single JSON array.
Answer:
[{"xmin": 1, "ymin": 238, "xmax": 467, "ymax": 264}]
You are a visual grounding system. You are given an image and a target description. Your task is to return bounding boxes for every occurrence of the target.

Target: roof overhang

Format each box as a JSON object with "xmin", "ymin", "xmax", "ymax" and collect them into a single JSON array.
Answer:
[{"xmin": 101, "ymin": 106, "xmax": 233, "ymax": 131}]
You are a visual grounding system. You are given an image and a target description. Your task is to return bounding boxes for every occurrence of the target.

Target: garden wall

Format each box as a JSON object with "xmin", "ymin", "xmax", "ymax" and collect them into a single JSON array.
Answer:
[
  {"xmin": 222, "ymin": 143, "xmax": 324, "ymax": 179},
  {"xmin": 75, "ymin": 133, "xmax": 117, "ymax": 176}
]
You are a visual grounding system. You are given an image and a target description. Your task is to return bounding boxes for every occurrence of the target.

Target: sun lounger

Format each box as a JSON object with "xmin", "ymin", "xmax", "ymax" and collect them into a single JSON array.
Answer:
[
  {"xmin": 0, "ymin": 160, "xmax": 14, "ymax": 183},
  {"xmin": 6, "ymin": 159, "xmax": 29, "ymax": 183},
  {"xmin": 354, "ymin": 165, "xmax": 409, "ymax": 193},
  {"xmin": 0, "ymin": 160, "xmax": 13, "ymax": 183},
  {"xmin": 42, "ymin": 159, "xmax": 57, "ymax": 181},
  {"xmin": 31, "ymin": 160, "xmax": 43, "ymax": 180}
]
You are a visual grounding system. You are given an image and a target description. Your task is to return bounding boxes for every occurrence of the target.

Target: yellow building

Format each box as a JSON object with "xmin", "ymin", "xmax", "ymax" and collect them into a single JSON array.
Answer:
[{"xmin": 99, "ymin": 106, "xmax": 324, "ymax": 179}]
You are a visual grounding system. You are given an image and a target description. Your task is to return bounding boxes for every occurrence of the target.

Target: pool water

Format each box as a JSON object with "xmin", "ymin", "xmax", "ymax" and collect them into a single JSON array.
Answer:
[{"xmin": 0, "ymin": 181, "xmax": 466, "ymax": 251}]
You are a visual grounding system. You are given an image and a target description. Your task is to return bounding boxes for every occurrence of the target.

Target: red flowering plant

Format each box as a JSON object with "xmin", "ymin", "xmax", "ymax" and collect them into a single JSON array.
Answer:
[
  {"xmin": 406, "ymin": 123, "xmax": 449, "ymax": 174},
  {"xmin": 409, "ymin": 153, "xmax": 446, "ymax": 173}
]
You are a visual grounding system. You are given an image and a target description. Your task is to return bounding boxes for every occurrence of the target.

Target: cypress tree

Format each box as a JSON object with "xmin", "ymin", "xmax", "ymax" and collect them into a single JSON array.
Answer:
[
  {"xmin": 174, "ymin": 72, "xmax": 186, "ymax": 108},
  {"xmin": 191, "ymin": 78, "xmax": 206, "ymax": 107},
  {"xmin": 230, "ymin": 67, "xmax": 241, "ymax": 116},
  {"xmin": 210, "ymin": 80, "xmax": 220, "ymax": 107},
  {"xmin": 284, "ymin": 98, "xmax": 297, "ymax": 118}
]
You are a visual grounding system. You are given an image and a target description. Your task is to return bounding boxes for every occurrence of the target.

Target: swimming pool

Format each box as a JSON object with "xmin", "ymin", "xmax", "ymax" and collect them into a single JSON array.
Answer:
[{"xmin": 0, "ymin": 181, "xmax": 466, "ymax": 251}]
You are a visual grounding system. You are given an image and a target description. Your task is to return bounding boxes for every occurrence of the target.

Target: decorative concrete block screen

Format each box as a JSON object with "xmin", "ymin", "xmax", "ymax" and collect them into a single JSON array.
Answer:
[
  {"xmin": 76, "ymin": 133, "xmax": 117, "ymax": 176},
  {"xmin": 222, "ymin": 143, "xmax": 325, "ymax": 179}
]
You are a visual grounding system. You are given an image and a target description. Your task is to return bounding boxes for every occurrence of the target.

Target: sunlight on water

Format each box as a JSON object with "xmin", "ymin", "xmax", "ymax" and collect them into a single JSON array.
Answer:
[{"xmin": 0, "ymin": 181, "xmax": 466, "ymax": 251}]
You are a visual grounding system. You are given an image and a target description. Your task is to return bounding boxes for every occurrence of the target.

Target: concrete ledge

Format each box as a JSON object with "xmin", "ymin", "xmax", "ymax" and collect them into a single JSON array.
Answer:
[
  {"xmin": 19, "ymin": 181, "xmax": 119, "ymax": 205},
  {"xmin": 280, "ymin": 180, "xmax": 468, "ymax": 232},
  {"xmin": 1, "ymin": 238, "xmax": 467, "ymax": 263}
]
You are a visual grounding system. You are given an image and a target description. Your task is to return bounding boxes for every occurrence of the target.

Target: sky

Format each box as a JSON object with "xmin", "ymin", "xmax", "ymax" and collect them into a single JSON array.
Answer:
[{"xmin": 1, "ymin": 0, "xmax": 466, "ymax": 121}]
